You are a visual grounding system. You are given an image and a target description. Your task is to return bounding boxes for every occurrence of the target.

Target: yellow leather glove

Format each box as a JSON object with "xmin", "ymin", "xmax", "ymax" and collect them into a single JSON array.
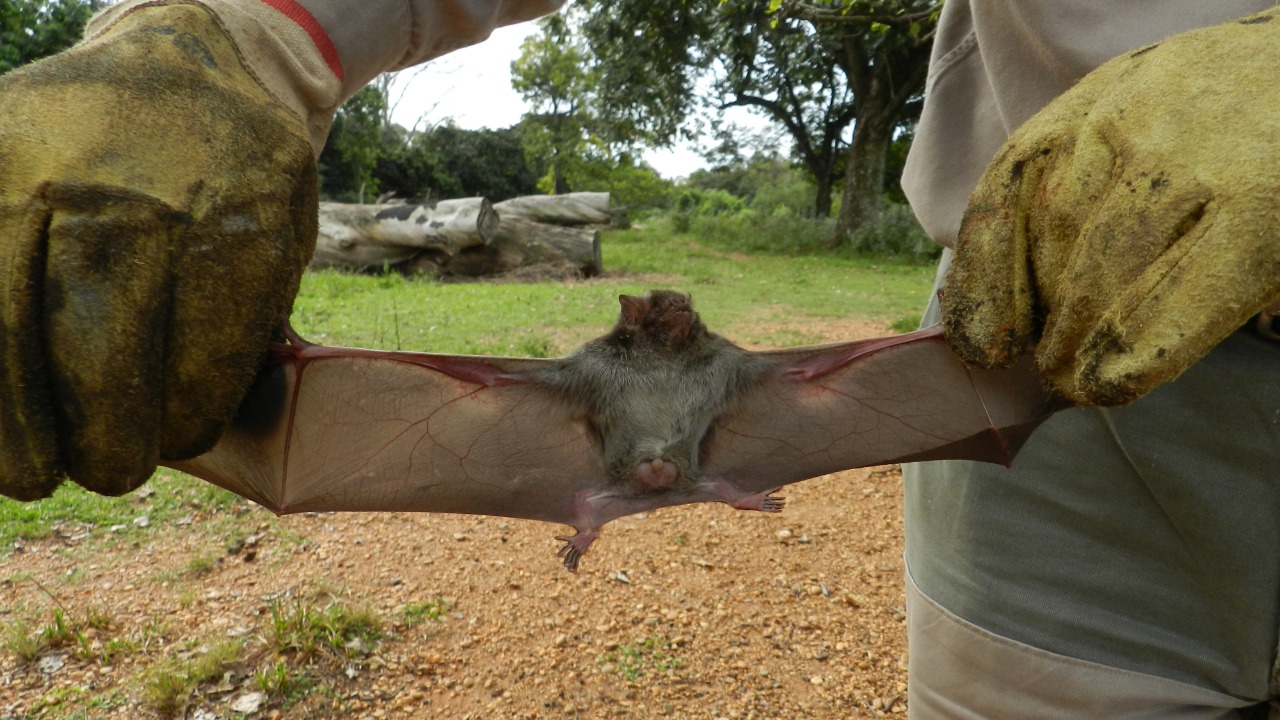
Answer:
[
  {"xmin": 0, "ymin": 4, "xmax": 318, "ymax": 499},
  {"xmin": 942, "ymin": 9, "xmax": 1280, "ymax": 406}
]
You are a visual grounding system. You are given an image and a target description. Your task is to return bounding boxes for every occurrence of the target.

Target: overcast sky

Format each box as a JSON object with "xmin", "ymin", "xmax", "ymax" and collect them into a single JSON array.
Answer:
[{"xmin": 386, "ymin": 21, "xmax": 713, "ymax": 180}]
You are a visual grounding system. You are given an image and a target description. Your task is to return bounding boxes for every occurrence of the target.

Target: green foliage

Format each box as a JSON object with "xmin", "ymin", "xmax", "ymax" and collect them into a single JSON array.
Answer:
[
  {"xmin": 254, "ymin": 660, "xmax": 316, "ymax": 703},
  {"xmin": 142, "ymin": 641, "xmax": 245, "ymax": 716},
  {"xmin": 841, "ymin": 202, "xmax": 940, "ymax": 263},
  {"xmin": 567, "ymin": 152, "xmax": 673, "ymax": 213},
  {"xmin": 673, "ymin": 199, "xmax": 938, "ymax": 264},
  {"xmin": 512, "ymin": 13, "xmax": 596, "ymax": 195},
  {"xmin": 0, "ymin": 0, "xmax": 105, "ymax": 75},
  {"xmin": 422, "ymin": 124, "xmax": 540, "ymax": 201},
  {"xmin": 686, "ymin": 208, "xmax": 836, "ymax": 255},
  {"xmin": 598, "ymin": 636, "xmax": 685, "ymax": 681},
  {"xmin": 674, "ymin": 187, "xmax": 746, "ymax": 217},
  {"xmin": 348, "ymin": 121, "xmax": 543, "ymax": 203},
  {"xmin": 686, "ymin": 154, "xmax": 815, "ymax": 216},
  {"xmin": 575, "ymin": 0, "xmax": 938, "ymax": 228},
  {"xmin": 512, "ymin": 13, "xmax": 674, "ymax": 207},
  {"xmin": 401, "ymin": 597, "xmax": 452, "ymax": 626},
  {"xmin": 268, "ymin": 599, "xmax": 383, "ymax": 659},
  {"xmin": 318, "ymin": 84, "xmax": 389, "ymax": 202},
  {"xmin": 884, "ymin": 122, "xmax": 916, "ymax": 204},
  {"xmin": 2, "ymin": 619, "xmax": 42, "ymax": 663}
]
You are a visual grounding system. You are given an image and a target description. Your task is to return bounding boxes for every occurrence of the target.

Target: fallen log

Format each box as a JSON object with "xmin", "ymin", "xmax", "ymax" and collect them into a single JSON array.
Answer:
[
  {"xmin": 310, "ymin": 198, "xmax": 497, "ymax": 272},
  {"xmin": 493, "ymin": 192, "xmax": 613, "ymax": 226},
  {"xmin": 445, "ymin": 217, "xmax": 602, "ymax": 278},
  {"xmin": 308, "ymin": 195, "xmax": 606, "ymax": 277}
]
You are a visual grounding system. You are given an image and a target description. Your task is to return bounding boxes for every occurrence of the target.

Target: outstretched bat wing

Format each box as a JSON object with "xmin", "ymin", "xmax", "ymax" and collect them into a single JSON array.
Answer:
[
  {"xmin": 702, "ymin": 326, "xmax": 1062, "ymax": 495},
  {"xmin": 170, "ymin": 339, "xmax": 606, "ymax": 523},
  {"xmin": 170, "ymin": 319, "xmax": 1063, "ymax": 572}
]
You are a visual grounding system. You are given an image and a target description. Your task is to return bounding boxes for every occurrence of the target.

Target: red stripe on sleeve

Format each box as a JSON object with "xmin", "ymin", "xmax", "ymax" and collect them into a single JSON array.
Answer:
[{"xmin": 256, "ymin": 0, "xmax": 344, "ymax": 82}]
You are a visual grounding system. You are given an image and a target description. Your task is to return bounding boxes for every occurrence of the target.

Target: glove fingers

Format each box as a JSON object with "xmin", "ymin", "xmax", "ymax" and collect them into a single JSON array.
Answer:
[
  {"xmin": 1035, "ymin": 173, "xmax": 1211, "ymax": 400},
  {"xmin": 0, "ymin": 200, "xmax": 64, "ymax": 499},
  {"xmin": 1069, "ymin": 202, "xmax": 1280, "ymax": 404},
  {"xmin": 43, "ymin": 183, "xmax": 182, "ymax": 495},
  {"xmin": 160, "ymin": 167, "xmax": 318, "ymax": 461},
  {"xmin": 943, "ymin": 141, "xmax": 1057, "ymax": 368}
]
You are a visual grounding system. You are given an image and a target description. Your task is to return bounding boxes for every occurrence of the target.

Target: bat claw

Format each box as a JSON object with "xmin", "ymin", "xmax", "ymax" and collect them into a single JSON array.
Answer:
[
  {"xmin": 558, "ymin": 545, "xmax": 582, "ymax": 573},
  {"xmin": 554, "ymin": 530, "xmax": 598, "ymax": 574},
  {"xmin": 728, "ymin": 489, "xmax": 786, "ymax": 513},
  {"xmin": 760, "ymin": 494, "xmax": 786, "ymax": 513}
]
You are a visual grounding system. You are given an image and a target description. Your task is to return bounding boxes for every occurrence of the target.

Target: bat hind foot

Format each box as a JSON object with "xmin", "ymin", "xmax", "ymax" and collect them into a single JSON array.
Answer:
[
  {"xmin": 555, "ymin": 530, "xmax": 598, "ymax": 573},
  {"xmin": 758, "ymin": 493, "xmax": 786, "ymax": 513},
  {"xmin": 730, "ymin": 490, "xmax": 786, "ymax": 513}
]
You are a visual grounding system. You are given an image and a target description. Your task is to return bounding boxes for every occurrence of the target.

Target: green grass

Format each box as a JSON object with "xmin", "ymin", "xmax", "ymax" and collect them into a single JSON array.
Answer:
[
  {"xmin": 142, "ymin": 640, "xmax": 246, "ymax": 716},
  {"xmin": 0, "ymin": 471, "xmax": 240, "ymax": 555},
  {"xmin": 0, "ymin": 229, "xmax": 934, "ymax": 548},
  {"xmin": 598, "ymin": 636, "xmax": 685, "ymax": 682},
  {"xmin": 401, "ymin": 597, "xmax": 452, "ymax": 626},
  {"xmin": 288, "ymin": 228, "xmax": 934, "ymax": 355},
  {"xmin": 267, "ymin": 598, "xmax": 383, "ymax": 660},
  {"xmin": 253, "ymin": 660, "xmax": 317, "ymax": 704}
]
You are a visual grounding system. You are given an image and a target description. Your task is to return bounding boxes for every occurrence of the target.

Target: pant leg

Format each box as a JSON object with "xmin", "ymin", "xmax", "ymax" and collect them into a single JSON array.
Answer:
[
  {"xmin": 905, "ymin": 566, "xmax": 1258, "ymax": 719},
  {"xmin": 903, "ymin": 291, "xmax": 1280, "ymax": 708}
]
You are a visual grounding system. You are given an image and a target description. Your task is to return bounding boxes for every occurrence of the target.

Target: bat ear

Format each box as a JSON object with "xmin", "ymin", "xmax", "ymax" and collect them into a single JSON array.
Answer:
[{"xmin": 618, "ymin": 294, "xmax": 649, "ymax": 326}]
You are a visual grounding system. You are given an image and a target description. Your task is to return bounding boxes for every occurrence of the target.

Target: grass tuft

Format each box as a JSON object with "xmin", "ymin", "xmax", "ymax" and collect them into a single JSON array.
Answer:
[
  {"xmin": 142, "ymin": 640, "xmax": 245, "ymax": 717},
  {"xmin": 268, "ymin": 599, "xmax": 383, "ymax": 660},
  {"xmin": 599, "ymin": 636, "xmax": 685, "ymax": 682},
  {"xmin": 401, "ymin": 597, "xmax": 451, "ymax": 626}
]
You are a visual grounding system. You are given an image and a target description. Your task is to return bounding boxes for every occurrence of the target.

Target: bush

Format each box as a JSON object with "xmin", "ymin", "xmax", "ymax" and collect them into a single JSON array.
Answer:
[
  {"xmin": 672, "ymin": 187, "xmax": 746, "ymax": 217},
  {"xmin": 688, "ymin": 208, "xmax": 837, "ymax": 256},
  {"xmin": 842, "ymin": 203, "xmax": 941, "ymax": 264}
]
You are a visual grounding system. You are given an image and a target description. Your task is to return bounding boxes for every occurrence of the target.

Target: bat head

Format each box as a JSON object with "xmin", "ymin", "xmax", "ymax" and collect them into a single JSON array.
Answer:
[{"xmin": 615, "ymin": 290, "xmax": 703, "ymax": 348}]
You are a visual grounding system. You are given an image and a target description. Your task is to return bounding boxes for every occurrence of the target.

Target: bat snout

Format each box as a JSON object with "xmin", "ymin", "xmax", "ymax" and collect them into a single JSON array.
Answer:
[{"xmin": 633, "ymin": 457, "xmax": 680, "ymax": 492}]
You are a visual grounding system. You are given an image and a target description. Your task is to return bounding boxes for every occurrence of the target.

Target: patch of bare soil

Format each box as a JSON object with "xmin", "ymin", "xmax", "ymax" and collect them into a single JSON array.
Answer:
[{"xmin": 1, "ymin": 325, "xmax": 909, "ymax": 720}]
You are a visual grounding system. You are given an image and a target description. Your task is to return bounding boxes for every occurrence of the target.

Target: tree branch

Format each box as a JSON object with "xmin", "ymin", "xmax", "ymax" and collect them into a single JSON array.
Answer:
[{"xmin": 779, "ymin": 0, "xmax": 942, "ymax": 28}]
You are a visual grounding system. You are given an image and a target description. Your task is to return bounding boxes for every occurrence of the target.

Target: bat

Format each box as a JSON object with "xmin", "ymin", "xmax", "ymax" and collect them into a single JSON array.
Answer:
[{"xmin": 168, "ymin": 290, "xmax": 1065, "ymax": 571}]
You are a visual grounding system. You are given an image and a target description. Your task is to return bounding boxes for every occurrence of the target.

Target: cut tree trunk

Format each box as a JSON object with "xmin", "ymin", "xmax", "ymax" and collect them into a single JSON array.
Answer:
[
  {"xmin": 445, "ymin": 217, "xmax": 602, "ymax": 278},
  {"xmin": 493, "ymin": 192, "xmax": 613, "ymax": 226},
  {"xmin": 311, "ymin": 199, "xmax": 497, "ymax": 272},
  {"xmin": 308, "ymin": 195, "xmax": 605, "ymax": 277}
]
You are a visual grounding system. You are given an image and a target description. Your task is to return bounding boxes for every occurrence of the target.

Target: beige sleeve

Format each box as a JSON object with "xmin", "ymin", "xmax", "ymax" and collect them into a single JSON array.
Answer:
[
  {"xmin": 901, "ymin": 0, "xmax": 1275, "ymax": 248},
  {"xmin": 290, "ymin": 0, "xmax": 565, "ymax": 98},
  {"xmin": 88, "ymin": 0, "xmax": 563, "ymax": 152}
]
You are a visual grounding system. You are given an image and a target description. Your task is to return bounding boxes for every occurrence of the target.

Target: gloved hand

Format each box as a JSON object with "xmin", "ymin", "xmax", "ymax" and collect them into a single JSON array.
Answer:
[
  {"xmin": 0, "ymin": 4, "xmax": 318, "ymax": 499},
  {"xmin": 941, "ymin": 9, "xmax": 1280, "ymax": 406}
]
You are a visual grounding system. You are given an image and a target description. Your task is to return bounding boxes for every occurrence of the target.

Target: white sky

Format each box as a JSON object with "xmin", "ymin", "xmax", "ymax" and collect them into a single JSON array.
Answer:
[{"xmin": 386, "ymin": 21, "xmax": 730, "ymax": 180}]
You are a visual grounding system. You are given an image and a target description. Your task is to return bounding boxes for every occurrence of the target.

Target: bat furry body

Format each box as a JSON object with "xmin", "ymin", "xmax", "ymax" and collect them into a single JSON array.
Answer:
[{"xmin": 171, "ymin": 291, "xmax": 1062, "ymax": 571}]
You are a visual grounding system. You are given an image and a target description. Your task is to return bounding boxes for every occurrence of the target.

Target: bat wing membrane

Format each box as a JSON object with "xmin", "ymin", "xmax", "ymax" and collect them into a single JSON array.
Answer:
[
  {"xmin": 171, "ymin": 345, "xmax": 606, "ymax": 524},
  {"xmin": 701, "ymin": 326, "xmax": 1060, "ymax": 495}
]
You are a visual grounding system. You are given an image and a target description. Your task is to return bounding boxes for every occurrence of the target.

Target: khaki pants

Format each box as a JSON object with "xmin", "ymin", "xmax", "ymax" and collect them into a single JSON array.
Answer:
[{"xmin": 906, "ymin": 568, "xmax": 1275, "ymax": 719}]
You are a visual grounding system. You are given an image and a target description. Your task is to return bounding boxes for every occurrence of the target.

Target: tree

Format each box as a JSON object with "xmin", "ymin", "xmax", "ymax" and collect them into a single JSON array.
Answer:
[
  {"xmin": 510, "ymin": 14, "xmax": 673, "ymax": 210},
  {"xmin": 782, "ymin": 1, "xmax": 938, "ymax": 239},
  {"xmin": 0, "ymin": 0, "xmax": 106, "ymax": 75},
  {"xmin": 574, "ymin": 0, "xmax": 939, "ymax": 240},
  {"xmin": 412, "ymin": 124, "xmax": 542, "ymax": 201},
  {"xmin": 318, "ymin": 84, "xmax": 389, "ymax": 202},
  {"xmin": 510, "ymin": 13, "xmax": 595, "ymax": 194}
]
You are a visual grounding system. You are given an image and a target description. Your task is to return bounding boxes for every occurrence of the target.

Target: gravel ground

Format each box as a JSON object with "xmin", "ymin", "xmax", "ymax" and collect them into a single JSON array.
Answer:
[{"xmin": 2, "ymin": 320, "xmax": 910, "ymax": 719}]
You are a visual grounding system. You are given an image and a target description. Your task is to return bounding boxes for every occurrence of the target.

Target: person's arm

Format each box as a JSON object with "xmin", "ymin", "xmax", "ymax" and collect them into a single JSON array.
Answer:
[{"xmin": 86, "ymin": 0, "xmax": 566, "ymax": 150}]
